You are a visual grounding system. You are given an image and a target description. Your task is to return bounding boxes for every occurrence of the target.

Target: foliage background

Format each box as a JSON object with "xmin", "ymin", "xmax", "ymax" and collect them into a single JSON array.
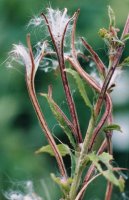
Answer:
[{"xmin": 0, "ymin": 0, "xmax": 129, "ymax": 199}]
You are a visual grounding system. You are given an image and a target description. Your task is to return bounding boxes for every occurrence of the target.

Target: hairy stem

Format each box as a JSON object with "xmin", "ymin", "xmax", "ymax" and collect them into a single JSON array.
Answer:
[
  {"xmin": 67, "ymin": 57, "xmax": 112, "ymax": 199},
  {"xmin": 69, "ymin": 112, "xmax": 95, "ymax": 200}
]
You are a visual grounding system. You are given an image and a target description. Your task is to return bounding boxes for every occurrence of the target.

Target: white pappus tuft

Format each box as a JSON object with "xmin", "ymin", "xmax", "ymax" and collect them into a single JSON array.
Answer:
[
  {"xmin": 34, "ymin": 41, "xmax": 47, "ymax": 71},
  {"xmin": 4, "ymin": 190, "xmax": 23, "ymax": 200},
  {"xmin": 9, "ymin": 44, "xmax": 32, "ymax": 76},
  {"xmin": 46, "ymin": 7, "xmax": 71, "ymax": 45},
  {"xmin": 4, "ymin": 180, "xmax": 43, "ymax": 200},
  {"xmin": 9, "ymin": 41, "xmax": 47, "ymax": 77},
  {"xmin": 39, "ymin": 57, "xmax": 58, "ymax": 73},
  {"xmin": 27, "ymin": 16, "xmax": 43, "ymax": 27},
  {"xmin": 74, "ymin": 40, "xmax": 84, "ymax": 54},
  {"xmin": 34, "ymin": 41, "xmax": 58, "ymax": 73}
]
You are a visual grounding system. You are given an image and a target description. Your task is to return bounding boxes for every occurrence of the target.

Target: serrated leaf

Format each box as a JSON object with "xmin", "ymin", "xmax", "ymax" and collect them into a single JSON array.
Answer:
[
  {"xmin": 41, "ymin": 93, "xmax": 76, "ymax": 148},
  {"xmin": 108, "ymin": 6, "xmax": 115, "ymax": 27},
  {"xmin": 87, "ymin": 152, "xmax": 125, "ymax": 191},
  {"xmin": 103, "ymin": 171, "xmax": 125, "ymax": 192},
  {"xmin": 103, "ymin": 124, "xmax": 122, "ymax": 132},
  {"xmin": 65, "ymin": 68, "xmax": 92, "ymax": 109},
  {"xmin": 35, "ymin": 144, "xmax": 70, "ymax": 157},
  {"xmin": 98, "ymin": 152, "xmax": 113, "ymax": 169}
]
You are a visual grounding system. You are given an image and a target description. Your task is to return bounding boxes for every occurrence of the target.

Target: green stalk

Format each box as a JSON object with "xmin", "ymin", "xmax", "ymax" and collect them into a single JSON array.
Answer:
[{"xmin": 68, "ymin": 112, "xmax": 95, "ymax": 200}]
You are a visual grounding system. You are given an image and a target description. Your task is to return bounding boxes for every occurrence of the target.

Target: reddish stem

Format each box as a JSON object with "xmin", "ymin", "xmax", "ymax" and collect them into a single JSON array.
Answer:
[
  {"xmin": 79, "ymin": 139, "xmax": 107, "ymax": 200},
  {"xmin": 46, "ymin": 85, "xmax": 77, "ymax": 137},
  {"xmin": 81, "ymin": 37, "xmax": 106, "ymax": 78},
  {"xmin": 67, "ymin": 57, "xmax": 112, "ymax": 146},
  {"xmin": 89, "ymin": 15, "xmax": 129, "ymax": 153},
  {"xmin": 41, "ymin": 11, "xmax": 82, "ymax": 144},
  {"xmin": 26, "ymin": 35, "xmax": 67, "ymax": 178},
  {"xmin": 75, "ymin": 167, "xmax": 128, "ymax": 200},
  {"xmin": 88, "ymin": 95, "xmax": 112, "ymax": 152},
  {"xmin": 95, "ymin": 14, "xmax": 129, "ymax": 117},
  {"xmin": 105, "ymin": 182, "xmax": 113, "ymax": 200}
]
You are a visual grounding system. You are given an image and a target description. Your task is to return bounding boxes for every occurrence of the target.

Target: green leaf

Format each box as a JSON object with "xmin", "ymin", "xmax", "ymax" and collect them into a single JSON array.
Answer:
[
  {"xmin": 122, "ymin": 33, "xmax": 129, "ymax": 42},
  {"xmin": 103, "ymin": 124, "xmax": 122, "ymax": 133},
  {"xmin": 41, "ymin": 93, "xmax": 76, "ymax": 149},
  {"xmin": 98, "ymin": 152, "xmax": 113, "ymax": 169},
  {"xmin": 108, "ymin": 6, "xmax": 115, "ymax": 27},
  {"xmin": 88, "ymin": 152, "xmax": 125, "ymax": 192},
  {"xmin": 35, "ymin": 144, "xmax": 70, "ymax": 157},
  {"xmin": 103, "ymin": 170, "xmax": 125, "ymax": 191},
  {"xmin": 112, "ymin": 38, "xmax": 124, "ymax": 46},
  {"xmin": 70, "ymin": 152, "xmax": 76, "ymax": 177},
  {"xmin": 120, "ymin": 56, "xmax": 129, "ymax": 67},
  {"xmin": 119, "ymin": 177, "xmax": 125, "ymax": 192},
  {"xmin": 65, "ymin": 68, "xmax": 92, "ymax": 109}
]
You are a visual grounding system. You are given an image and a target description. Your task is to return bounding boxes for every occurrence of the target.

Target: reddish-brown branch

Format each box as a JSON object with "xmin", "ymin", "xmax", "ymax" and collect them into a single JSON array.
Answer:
[
  {"xmin": 95, "ymin": 50, "xmax": 122, "ymax": 116},
  {"xmin": 26, "ymin": 35, "xmax": 67, "ymax": 178},
  {"xmin": 41, "ymin": 12, "xmax": 82, "ymax": 144},
  {"xmin": 77, "ymin": 15, "xmax": 129, "ymax": 152},
  {"xmin": 81, "ymin": 37, "xmax": 106, "ymax": 78},
  {"xmin": 121, "ymin": 14, "xmax": 129, "ymax": 39},
  {"xmin": 75, "ymin": 173, "xmax": 102, "ymax": 200},
  {"xmin": 75, "ymin": 167, "xmax": 128, "ymax": 200},
  {"xmin": 84, "ymin": 139, "xmax": 107, "ymax": 182},
  {"xmin": 88, "ymin": 95, "xmax": 112, "ymax": 152},
  {"xmin": 95, "ymin": 14, "xmax": 129, "ymax": 117},
  {"xmin": 79, "ymin": 139, "xmax": 107, "ymax": 200},
  {"xmin": 71, "ymin": 9, "xmax": 80, "ymax": 59},
  {"xmin": 47, "ymin": 85, "xmax": 77, "ymax": 136},
  {"xmin": 70, "ymin": 13, "xmax": 111, "ymax": 152},
  {"xmin": 106, "ymin": 113, "xmax": 113, "ymax": 155},
  {"xmin": 85, "ymin": 114, "xmax": 113, "ymax": 199},
  {"xmin": 88, "ymin": 15, "xmax": 129, "ymax": 153},
  {"xmin": 77, "ymin": 52, "xmax": 90, "ymax": 62},
  {"xmin": 67, "ymin": 57, "xmax": 112, "ymax": 146},
  {"xmin": 105, "ymin": 182, "xmax": 113, "ymax": 200},
  {"xmin": 104, "ymin": 111, "xmax": 113, "ymax": 200}
]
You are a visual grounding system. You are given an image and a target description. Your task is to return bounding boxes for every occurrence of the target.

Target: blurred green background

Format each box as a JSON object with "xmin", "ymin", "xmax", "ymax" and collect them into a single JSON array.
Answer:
[{"xmin": 0, "ymin": 0, "xmax": 129, "ymax": 199}]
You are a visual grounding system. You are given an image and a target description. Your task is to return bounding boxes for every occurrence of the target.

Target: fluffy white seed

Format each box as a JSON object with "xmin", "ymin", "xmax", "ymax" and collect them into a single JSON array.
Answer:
[
  {"xmin": 27, "ymin": 16, "xmax": 43, "ymax": 27},
  {"xmin": 10, "ymin": 44, "xmax": 32, "ymax": 76},
  {"xmin": 46, "ymin": 8, "xmax": 70, "ymax": 44}
]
